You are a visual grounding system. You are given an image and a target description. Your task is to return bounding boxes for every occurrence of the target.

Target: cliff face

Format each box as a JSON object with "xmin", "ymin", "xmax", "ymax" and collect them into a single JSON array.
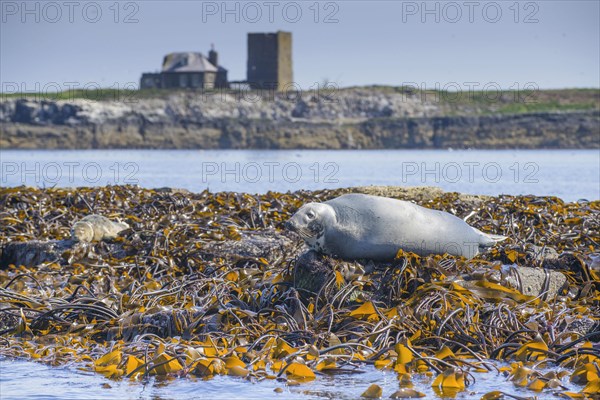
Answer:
[{"xmin": 1, "ymin": 90, "xmax": 598, "ymax": 149}]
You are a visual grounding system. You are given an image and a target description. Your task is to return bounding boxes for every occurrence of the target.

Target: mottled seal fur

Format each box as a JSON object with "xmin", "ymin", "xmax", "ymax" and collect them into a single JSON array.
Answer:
[
  {"xmin": 71, "ymin": 215, "xmax": 129, "ymax": 242},
  {"xmin": 285, "ymin": 193, "xmax": 506, "ymax": 260}
]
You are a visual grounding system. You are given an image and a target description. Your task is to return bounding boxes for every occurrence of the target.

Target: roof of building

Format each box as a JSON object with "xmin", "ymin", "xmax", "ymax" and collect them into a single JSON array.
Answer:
[{"xmin": 162, "ymin": 52, "xmax": 219, "ymax": 73}]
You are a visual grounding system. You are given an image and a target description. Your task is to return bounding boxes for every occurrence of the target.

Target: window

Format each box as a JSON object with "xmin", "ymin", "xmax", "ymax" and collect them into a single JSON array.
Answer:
[
  {"xmin": 191, "ymin": 74, "xmax": 201, "ymax": 88},
  {"xmin": 179, "ymin": 74, "xmax": 188, "ymax": 88}
]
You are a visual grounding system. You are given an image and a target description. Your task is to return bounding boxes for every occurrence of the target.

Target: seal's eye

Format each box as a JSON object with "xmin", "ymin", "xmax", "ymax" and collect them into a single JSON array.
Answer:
[{"xmin": 306, "ymin": 211, "xmax": 315, "ymax": 219}]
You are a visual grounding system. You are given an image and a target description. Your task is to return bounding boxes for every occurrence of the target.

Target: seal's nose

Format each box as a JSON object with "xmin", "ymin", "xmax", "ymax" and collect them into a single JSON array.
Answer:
[{"xmin": 284, "ymin": 220, "xmax": 294, "ymax": 231}]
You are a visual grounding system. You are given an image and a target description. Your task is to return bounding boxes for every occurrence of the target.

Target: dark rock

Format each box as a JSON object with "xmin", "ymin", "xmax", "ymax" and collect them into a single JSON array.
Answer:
[
  {"xmin": 0, "ymin": 311, "xmax": 19, "ymax": 333},
  {"xmin": 0, "ymin": 229, "xmax": 296, "ymax": 270},
  {"xmin": 95, "ymin": 308, "xmax": 204, "ymax": 341},
  {"xmin": 293, "ymin": 250, "xmax": 336, "ymax": 297},
  {"xmin": 0, "ymin": 239, "xmax": 74, "ymax": 269}
]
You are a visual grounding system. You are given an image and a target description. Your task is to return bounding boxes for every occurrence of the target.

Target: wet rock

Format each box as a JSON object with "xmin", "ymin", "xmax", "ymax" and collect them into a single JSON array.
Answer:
[
  {"xmin": 0, "ymin": 239, "xmax": 74, "ymax": 269},
  {"xmin": 515, "ymin": 267, "xmax": 568, "ymax": 298},
  {"xmin": 293, "ymin": 250, "xmax": 336, "ymax": 296},
  {"xmin": 468, "ymin": 265, "xmax": 569, "ymax": 299},
  {"xmin": 0, "ymin": 311, "xmax": 19, "ymax": 333},
  {"xmin": 566, "ymin": 318, "xmax": 599, "ymax": 336},
  {"xmin": 542, "ymin": 252, "xmax": 599, "ymax": 289},
  {"xmin": 96, "ymin": 308, "xmax": 203, "ymax": 341},
  {"xmin": 292, "ymin": 250, "xmax": 384, "ymax": 304},
  {"xmin": 528, "ymin": 245, "xmax": 560, "ymax": 263},
  {"xmin": 1, "ymin": 228, "xmax": 296, "ymax": 270},
  {"xmin": 0, "ymin": 238, "xmax": 131, "ymax": 269}
]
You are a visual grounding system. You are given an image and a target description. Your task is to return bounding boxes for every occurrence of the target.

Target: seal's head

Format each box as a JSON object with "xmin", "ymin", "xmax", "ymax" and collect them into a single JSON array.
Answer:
[
  {"xmin": 285, "ymin": 203, "xmax": 336, "ymax": 251},
  {"xmin": 71, "ymin": 221, "xmax": 94, "ymax": 242}
]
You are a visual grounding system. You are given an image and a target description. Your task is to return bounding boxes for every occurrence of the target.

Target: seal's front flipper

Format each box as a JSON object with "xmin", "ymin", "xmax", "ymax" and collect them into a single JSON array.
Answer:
[
  {"xmin": 487, "ymin": 233, "xmax": 508, "ymax": 242},
  {"xmin": 478, "ymin": 231, "xmax": 508, "ymax": 247}
]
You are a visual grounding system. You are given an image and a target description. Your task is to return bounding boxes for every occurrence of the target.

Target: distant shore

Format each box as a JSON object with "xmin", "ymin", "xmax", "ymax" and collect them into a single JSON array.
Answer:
[{"xmin": 1, "ymin": 87, "xmax": 598, "ymax": 149}]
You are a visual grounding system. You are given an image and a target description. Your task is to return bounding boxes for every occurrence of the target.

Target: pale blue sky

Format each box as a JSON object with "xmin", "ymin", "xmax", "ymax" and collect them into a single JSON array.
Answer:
[{"xmin": 1, "ymin": 1, "xmax": 599, "ymax": 91}]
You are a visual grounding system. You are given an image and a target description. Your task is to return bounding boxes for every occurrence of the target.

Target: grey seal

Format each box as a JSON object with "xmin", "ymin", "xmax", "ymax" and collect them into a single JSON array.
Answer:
[
  {"xmin": 71, "ymin": 215, "xmax": 129, "ymax": 242},
  {"xmin": 285, "ymin": 193, "xmax": 506, "ymax": 260}
]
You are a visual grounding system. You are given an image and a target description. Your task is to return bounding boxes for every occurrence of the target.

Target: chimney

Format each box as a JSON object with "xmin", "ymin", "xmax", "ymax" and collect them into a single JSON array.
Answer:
[{"xmin": 208, "ymin": 43, "xmax": 218, "ymax": 67}]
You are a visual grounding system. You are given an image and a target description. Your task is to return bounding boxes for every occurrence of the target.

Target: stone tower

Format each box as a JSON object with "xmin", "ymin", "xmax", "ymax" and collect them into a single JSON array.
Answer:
[
  {"xmin": 208, "ymin": 43, "xmax": 218, "ymax": 67},
  {"xmin": 247, "ymin": 31, "xmax": 293, "ymax": 91}
]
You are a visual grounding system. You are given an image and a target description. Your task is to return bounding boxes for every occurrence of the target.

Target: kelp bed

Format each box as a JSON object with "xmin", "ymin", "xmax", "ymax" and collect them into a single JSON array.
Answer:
[{"xmin": 0, "ymin": 185, "xmax": 598, "ymax": 399}]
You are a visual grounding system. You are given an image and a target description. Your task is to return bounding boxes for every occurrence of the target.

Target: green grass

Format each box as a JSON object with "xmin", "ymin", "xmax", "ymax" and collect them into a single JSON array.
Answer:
[
  {"xmin": 1, "ymin": 88, "xmax": 138, "ymax": 101},
  {"xmin": 2, "ymin": 86, "xmax": 599, "ymax": 116},
  {"xmin": 0, "ymin": 87, "xmax": 253, "ymax": 102},
  {"xmin": 495, "ymin": 102, "xmax": 598, "ymax": 114}
]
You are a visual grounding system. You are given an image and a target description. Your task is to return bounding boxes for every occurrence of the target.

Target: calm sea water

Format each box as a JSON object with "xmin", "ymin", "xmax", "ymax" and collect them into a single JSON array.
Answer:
[
  {"xmin": 0, "ymin": 357, "xmax": 585, "ymax": 400},
  {"xmin": 1, "ymin": 149, "xmax": 599, "ymax": 201},
  {"xmin": 0, "ymin": 149, "xmax": 597, "ymax": 399}
]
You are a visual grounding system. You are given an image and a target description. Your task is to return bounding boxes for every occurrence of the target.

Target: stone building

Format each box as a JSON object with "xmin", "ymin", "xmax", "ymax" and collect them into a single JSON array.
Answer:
[
  {"xmin": 247, "ymin": 31, "xmax": 293, "ymax": 91},
  {"xmin": 140, "ymin": 46, "xmax": 228, "ymax": 90},
  {"xmin": 139, "ymin": 32, "xmax": 293, "ymax": 91}
]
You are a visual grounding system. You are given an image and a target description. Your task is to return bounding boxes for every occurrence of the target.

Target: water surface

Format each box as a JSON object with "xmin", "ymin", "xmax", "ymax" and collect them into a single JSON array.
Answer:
[
  {"xmin": 1, "ymin": 149, "xmax": 599, "ymax": 201},
  {"xmin": 0, "ymin": 358, "xmax": 584, "ymax": 400}
]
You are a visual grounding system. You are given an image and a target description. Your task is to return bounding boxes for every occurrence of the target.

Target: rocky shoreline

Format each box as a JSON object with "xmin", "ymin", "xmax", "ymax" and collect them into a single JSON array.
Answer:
[{"xmin": 1, "ymin": 88, "xmax": 598, "ymax": 149}]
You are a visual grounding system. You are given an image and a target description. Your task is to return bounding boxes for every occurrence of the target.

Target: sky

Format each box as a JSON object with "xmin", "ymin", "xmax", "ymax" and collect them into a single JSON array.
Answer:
[{"xmin": 1, "ymin": 0, "xmax": 599, "ymax": 92}]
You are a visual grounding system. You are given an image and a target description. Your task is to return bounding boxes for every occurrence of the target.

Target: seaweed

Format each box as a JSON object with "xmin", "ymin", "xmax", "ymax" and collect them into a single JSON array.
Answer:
[{"xmin": 0, "ymin": 185, "xmax": 598, "ymax": 398}]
